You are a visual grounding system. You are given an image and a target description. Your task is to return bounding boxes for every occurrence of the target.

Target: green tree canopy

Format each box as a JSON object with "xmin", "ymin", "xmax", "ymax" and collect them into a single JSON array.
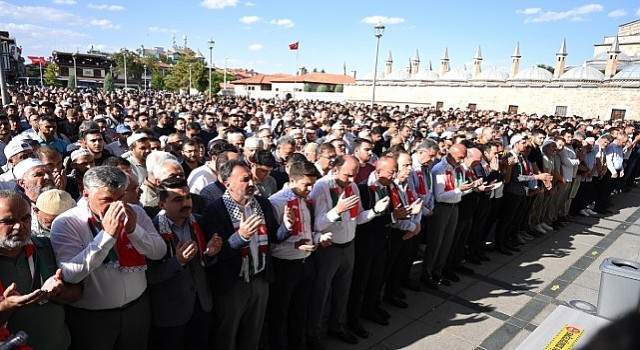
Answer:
[
  {"xmin": 67, "ymin": 75, "xmax": 76, "ymax": 89},
  {"xmin": 43, "ymin": 63, "xmax": 61, "ymax": 87},
  {"xmin": 103, "ymin": 73, "xmax": 115, "ymax": 92},
  {"xmin": 165, "ymin": 50, "xmax": 210, "ymax": 93}
]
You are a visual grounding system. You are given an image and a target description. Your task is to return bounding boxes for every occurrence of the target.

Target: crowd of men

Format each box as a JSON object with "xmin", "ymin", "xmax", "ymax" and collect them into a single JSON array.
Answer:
[{"xmin": 0, "ymin": 85, "xmax": 639, "ymax": 350}]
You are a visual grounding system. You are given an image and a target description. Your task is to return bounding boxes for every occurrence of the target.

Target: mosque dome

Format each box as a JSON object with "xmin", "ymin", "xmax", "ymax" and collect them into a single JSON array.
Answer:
[
  {"xmin": 471, "ymin": 66, "xmax": 509, "ymax": 82},
  {"xmin": 558, "ymin": 65, "xmax": 605, "ymax": 82},
  {"xmin": 585, "ymin": 51, "xmax": 637, "ymax": 71},
  {"xmin": 511, "ymin": 66, "xmax": 553, "ymax": 82},
  {"xmin": 409, "ymin": 69, "xmax": 440, "ymax": 81},
  {"xmin": 439, "ymin": 67, "xmax": 471, "ymax": 82},
  {"xmin": 382, "ymin": 69, "xmax": 411, "ymax": 81},
  {"xmin": 610, "ymin": 64, "xmax": 640, "ymax": 81}
]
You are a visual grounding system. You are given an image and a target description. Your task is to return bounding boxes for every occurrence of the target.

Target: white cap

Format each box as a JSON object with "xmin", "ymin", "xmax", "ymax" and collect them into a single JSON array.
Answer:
[
  {"xmin": 4, "ymin": 141, "xmax": 32, "ymax": 160},
  {"xmin": 127, "ymin": 133, "xmax": 149, "ymax": 147},
  {"xmin": 13, "ymin": 158, "xmax": 45, "ymax": 180}
]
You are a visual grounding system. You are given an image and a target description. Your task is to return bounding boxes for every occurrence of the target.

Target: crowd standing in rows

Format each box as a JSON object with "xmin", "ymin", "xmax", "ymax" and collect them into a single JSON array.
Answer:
[{"xmin": 0, "ymin": 85, "xmax": 639, "ymax": 350}]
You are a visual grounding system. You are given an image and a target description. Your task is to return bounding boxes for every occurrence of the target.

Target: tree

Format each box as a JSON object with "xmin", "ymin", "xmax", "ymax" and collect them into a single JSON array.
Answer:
[
  {"xmin": 67, "ymin": 75, "xmax": 76, "ymax": 89},
  {"xmin": 317, "ymin": 84, "xmax": 328, "ymax": 92},
  {"xmin": 111, "ymin": 50, "xmax": 145, "ymax": 81},
  {"xmin": 303, "ymin": 83, "xmax": 312, "ymax": 92},
  {"xmin": 151, "ymin": 69, "xmax": 165, "ymax": 90},
  {"xmin": 537, "ymin": 64, "xmax": 555, "ymax": 74},
  {"xmin": 43, "ymin": 63, "xmax": 61, "ymax": 87},
  {"xmin": 335, "ymin": 84, "xmax": 344, "ymax": 93},
  {"xmin": 103, "ymin": 73, "xmax": 115, "ymax": 92},
  {"xmin": 164, "ymin": 50, "xmax": 209, "ymax": 93}
]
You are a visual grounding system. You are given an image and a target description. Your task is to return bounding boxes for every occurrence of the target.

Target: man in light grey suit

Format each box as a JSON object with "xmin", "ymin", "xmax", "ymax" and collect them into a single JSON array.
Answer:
[{"xmin": 147, "ymin": 177, "xmax": 223, "ymax": 350}]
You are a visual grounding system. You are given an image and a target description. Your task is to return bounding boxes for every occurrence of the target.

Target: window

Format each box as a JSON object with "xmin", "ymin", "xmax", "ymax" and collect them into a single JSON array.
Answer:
[
  {"xmin": 508, "ymin": 105, "xmax": 518, "ymax": 114},
  {"xmin": 468, "ymin": 103, "xmax": 477, "ymax": 111},
  {"xmin": 611, "ymin": 109, "xmax": 626, "ymax": 120},
  {"xmin": 60, "ymin": 67, "xmax": 69, "ymax": 76},
  {"xmin": 555, "ymin": 106, "xmax": 568, "ymax": 117}
]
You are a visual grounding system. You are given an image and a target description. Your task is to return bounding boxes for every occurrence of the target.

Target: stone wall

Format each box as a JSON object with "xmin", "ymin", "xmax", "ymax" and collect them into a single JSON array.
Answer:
[{"xmin": 344, "ymin": 82, "xmax": 640, "ymax": 120}]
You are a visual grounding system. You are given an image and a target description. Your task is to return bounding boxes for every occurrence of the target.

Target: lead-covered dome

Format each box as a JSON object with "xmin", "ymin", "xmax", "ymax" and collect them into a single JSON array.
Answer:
[
  {"xmin": 439, "ymin": 68, "xmax": 471, "ymax": 82},
  {"xmin": 610, "ymin": 64, "xmax": 640, "ymax": 81},
  {"xmin": 409, "ymin": 69, "xmax": 440, "ymax": 81},
  {"xmin": 558, "ymin": 65, "xmax": 605, "ymax": 82},
  {"xmin": 471, "ymin": 66, "xmax": 509, "ymax": 82},
  {"xmin": 511, "ymin": 66, "xmax": 553, "ymax": 82}
]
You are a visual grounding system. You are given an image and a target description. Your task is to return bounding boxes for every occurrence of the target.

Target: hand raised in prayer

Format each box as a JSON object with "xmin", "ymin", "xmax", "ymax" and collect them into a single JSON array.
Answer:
[
  {"xmin": 294, "ymin": 238, "xmax": 317, "ymax": 252},
  {"xmin": 204, "ymin": 234, "xmax": 223, "ymax": 256},
  {"xmin": 41, "ymin": 269, "xmax": 64, "ymax": 298},
  {"xmin": 373, "ymin": 196, "xmax": 390, "ymax": 214},
  {"xmin": 0, "ymin": 282, "xmax": 46, "ymax": 313},
  {"xmin": 335, "ymin": 192, "xmax": 359, "ymax": 214},
  {"xmin": 238, "ymin": 214, "xmax": 263, "ymax": 240},
  {"xmin": 283, "ymin": 205, "xmax": 295, "ymax": 231},
  {"xmin": 391, "ymin": 204, "xmax": 410, "ymax": 221},
  {"xmin": 176, "ymin": 240, "xmax": 198, "ymax": 264},
  {"xmin": 408, "ymin": 198, "xmax": 423, "ymax": 216},
  {"xmin": 319, "ymin": 232, "xmax": 333, "ymax": 247}
]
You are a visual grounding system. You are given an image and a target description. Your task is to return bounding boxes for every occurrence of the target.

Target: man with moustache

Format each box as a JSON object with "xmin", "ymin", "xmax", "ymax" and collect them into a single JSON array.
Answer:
[
  {"xmin": 202, "ymin": 160, "xmax": 290, "ymax": 350},
  {"xmin": 267, "ymin": 161, "xmax": 332, "ymax": 350},
  {"xmin": 314, "ymin": 143, "xmax": 336, "ymax": 177},
  {"xmin": 0, "ymin": 190, "xmax": 82, "ymax": 350},
  {"xmin": 306, "ymin": 155, "xmax": 390, "ymax": 348},
  {"xmin": 147, "ymin": 177, "xmax": 223, "ymax": 350},
  {"xmin": 50, "ymin": 166, "xmax": 166, "ymax": 350},
  {"xmin": 347, "ymin": 156, "xmax": 410, "ymax": 337}
]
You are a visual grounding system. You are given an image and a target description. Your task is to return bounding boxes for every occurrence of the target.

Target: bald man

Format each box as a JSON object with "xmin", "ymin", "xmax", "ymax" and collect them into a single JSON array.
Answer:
[
  {"xmin": 421, "ymin": 144, "xmax": 475, "ymax": 290},
  {"xmin": 307, "ymin": 155, "xmax": 390, "ymax": 348}
]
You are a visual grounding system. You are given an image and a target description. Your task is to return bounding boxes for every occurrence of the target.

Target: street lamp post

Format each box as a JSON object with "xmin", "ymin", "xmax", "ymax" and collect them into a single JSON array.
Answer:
[
  {"xmin": 143, "ymin": 64, "xmax": 147, "ymax": 90},
  {"xmin": 189, "ymin": 63, "xmax": 192, "ymax": 94},
  {"xmin": 370, "ymin": 21, "xmax": 385, "ymax": 115},
  {"xmin": 224, "ymin": 56, "xmax": 228, "ymax": 90},
  {"xmin": 71, "ymin": 52, "xmax": 77, "ymax": 88},
  {"xmin": 208, "ymin": 38, "xmax": 215, "ymax": 98},
  {"xmin": 122, "ymin": 48, "xmax": 128, "ymax": 89}
]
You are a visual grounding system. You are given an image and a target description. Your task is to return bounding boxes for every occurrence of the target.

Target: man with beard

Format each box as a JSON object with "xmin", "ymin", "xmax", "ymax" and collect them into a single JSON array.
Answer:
[
  {"xmin": 181, "ymin": 140, "xmax": 203, "ymax": 179},
  {"xmin": 36, "ymin": 115, "xmax": 69, "ymax": 156},
  {"xmin": 0, "ymin": 141, "xmax": 34, "ymax": 190},
  {"xmin": 267, "ymin": 161, "xmax": 332, "ymax": 350},
  {"xmin": 50, "ymin": 166, "xmax": 166, "ymax": 350},
  {"xmin": 36, "ymin": 146, "xmax": 80, "ymax": 199},
  {"xmin": 127, "ymin": 133, "xmax": 152, "ymax": 184},
  {"xmin": 80, "ymin": 128, "xmax": 112, "ymax": 166},
  {"xmin": 0, "ymin": 190, "xmax": 82, "ymax": 350},
  {"xmin": 147, "ymin": 177, "xmax": 223, "ymax": 350},
  {"xmin": 202, "ymin": 160, "xmax": 287, "ymax": 350},
  {"xmin": 250, "ymin": 150, "xmax": 278, "ymax": 198},
  {"xmin": 14, "ymin": 158, "xmax": 56, "ymax": 205},
  {"xmin": 353, "ymin": 138, "xmax": 375, "ymax": 184}
]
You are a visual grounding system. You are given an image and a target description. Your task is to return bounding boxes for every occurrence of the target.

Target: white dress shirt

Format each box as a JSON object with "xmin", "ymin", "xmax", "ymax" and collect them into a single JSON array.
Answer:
[
  {"xmin": 309, "ymin": 175, "xmax": 376, "ymax": 244},
  {"xmin": 187, "ymin": 162, "xmax": 216, "ymax": 195},
  {"xmin": 50, "ymin": 198, "xmax": 166, "ymax": 310}
]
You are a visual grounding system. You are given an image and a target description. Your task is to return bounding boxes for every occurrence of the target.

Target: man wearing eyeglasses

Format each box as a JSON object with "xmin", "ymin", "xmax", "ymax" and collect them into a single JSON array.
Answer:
[{"xmin": 314, "ymin": 143, "xmax": 336, "ymax": 177}]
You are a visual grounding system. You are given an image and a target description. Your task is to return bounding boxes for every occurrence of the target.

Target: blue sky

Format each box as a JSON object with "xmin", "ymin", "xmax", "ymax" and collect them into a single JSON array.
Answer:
[{"xmin": 2, "ymin": 0, "xmax": 639, "ymax": 76}]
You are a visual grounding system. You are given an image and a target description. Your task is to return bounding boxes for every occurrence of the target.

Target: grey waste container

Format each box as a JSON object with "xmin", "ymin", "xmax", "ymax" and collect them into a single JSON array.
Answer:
[{"xmin": 596, "ymin": 258, "xmax": 640, "ymax": 320}]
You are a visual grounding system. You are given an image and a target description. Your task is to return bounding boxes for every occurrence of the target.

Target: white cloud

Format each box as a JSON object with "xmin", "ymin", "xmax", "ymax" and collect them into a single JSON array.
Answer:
[
  {"xmin": 270, "ymin": 18, "xmax": 294, "ymax": 28},
  {"xmin": 90, "ymin": 19, "xmax": 120, "ymax": 29},
  {"xmin": 0, "ymin": 1, "xmax": 82, "ymax": 24},
  {"xmin": 53, "ymin": 0, "xmax": 77, "ymax": 4},
  {"xmin": 87, "ymin": 4, "xmax": 126, "ymax": 11},
  {"xmin": 1, "ymin": 22, "xmax": 88, "ymax": 40},
  {"xmin": 148, "ymin": 26, "xmax": 175, "ymax": 33},
  {"xmin": 516, "ymin": 8, "xmax": 541, "ymax": 15},
  {"xmin": 201, "ymin": 0, "xmax": 238, "ymax": 9},
  {"xmin": 518, "ymin": 4, "xmax": 604, "ymax": 23},
  {"xmin": 248, "ymin": 44, "xmax": 263, "ymax": 51},
  {"xmin": 361, "ymin": 16, "xmax": 406, "ymax": 25},
  {"xmin": 239, "ymin": 15, "xmax": 260, "ymax": 24},
  {"xmin": 607, "ymin": 9, "xmax": 627, "ymax": 18},
  {"xmin": 245, "ymin": 1, "xmax": 255, "ymax": 6}
]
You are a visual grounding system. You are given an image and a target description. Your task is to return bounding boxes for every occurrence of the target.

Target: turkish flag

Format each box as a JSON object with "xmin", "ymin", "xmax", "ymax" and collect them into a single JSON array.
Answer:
[
  {"xmin": 288, "ymin": 42, "xmax": 299, "ymax": 50},
  {"xmin": 27, "ymin": 56, "xmax": 46, "ymax": 65}
]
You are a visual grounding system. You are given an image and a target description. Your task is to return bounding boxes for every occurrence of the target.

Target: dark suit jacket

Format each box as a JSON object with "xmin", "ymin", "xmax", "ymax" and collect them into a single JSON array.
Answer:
[
  {"xmin": 202, "ymin": 196, "xmax": 280, "ymax": 296},
  {"xmin": 146, "ymin": 214, "xmax": 213, "ymax": 328},
  {"xmin": 355, "ymin": 183, "xmax": 394, "ymax": 257}
]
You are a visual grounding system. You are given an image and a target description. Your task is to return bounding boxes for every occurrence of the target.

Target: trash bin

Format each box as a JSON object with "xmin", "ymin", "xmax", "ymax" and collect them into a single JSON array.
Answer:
[{"xmin": 596, "ymin": 258, "xmax": 640, "ymax": 320}]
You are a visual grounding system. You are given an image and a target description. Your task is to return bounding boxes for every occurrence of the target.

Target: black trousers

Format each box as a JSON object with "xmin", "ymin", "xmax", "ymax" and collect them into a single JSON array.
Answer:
[
  {"xmin": 494, "ymin": 193, "xmax": 525, "ymax": 248},
  {"xmin": 66, "ymin": 292, "xmax": 151, "ymax": 350},
  {"xmin": 268, "ymin": 256, "xmax": 316, "ymax": 350},
  {"xmin": 384, "ymin": 229, "xmax": 412, "ymax": 298},
  {"xmin": 150, "ymin": 299, "xmax": 211, "ymax": 350},
  {"xmin": 594, "ymin": 172, "xmax": 613, "ymax": 212},
  {"xmin": 348, "ymin": 233, "xmax": 388, "ymax": 323}
]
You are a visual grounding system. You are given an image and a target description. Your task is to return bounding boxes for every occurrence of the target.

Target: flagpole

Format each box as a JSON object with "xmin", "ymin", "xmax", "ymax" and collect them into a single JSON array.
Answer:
[{"xmin": 39, "ymin": 60, "xmax": 44, "ymax": 88}]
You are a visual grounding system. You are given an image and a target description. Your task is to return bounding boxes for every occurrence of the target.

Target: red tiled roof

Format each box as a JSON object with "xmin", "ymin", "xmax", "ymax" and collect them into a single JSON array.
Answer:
[
  {"xmin": 270, "ymin": 73, "xmax": 355, "ymax": 85},
  {"xmin": 233, "ymin": 74, "xmax": 292, "ymax": 85}
]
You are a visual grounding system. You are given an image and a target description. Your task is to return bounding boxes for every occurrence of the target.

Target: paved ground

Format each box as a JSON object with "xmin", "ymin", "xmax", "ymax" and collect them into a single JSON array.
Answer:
[{"xmin": 328, "ymin": 188, "xmax": 640, "ymax": 350}]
